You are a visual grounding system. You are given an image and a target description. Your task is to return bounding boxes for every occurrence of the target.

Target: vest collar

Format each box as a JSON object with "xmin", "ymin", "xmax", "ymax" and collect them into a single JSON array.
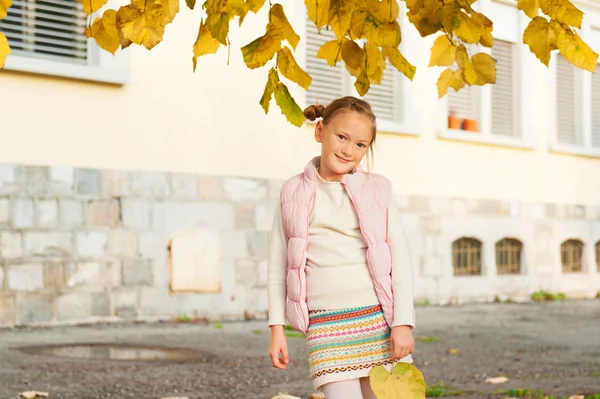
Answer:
[{"xmin": 304, "ymin": 156, "xmax": 364, "ymax": 183}]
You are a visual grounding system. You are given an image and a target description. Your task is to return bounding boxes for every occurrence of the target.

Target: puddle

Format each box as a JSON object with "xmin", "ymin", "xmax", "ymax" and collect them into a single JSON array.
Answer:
[{"xmin": 18, "ymin": 343, "xmax": 215, "ymax": 362}]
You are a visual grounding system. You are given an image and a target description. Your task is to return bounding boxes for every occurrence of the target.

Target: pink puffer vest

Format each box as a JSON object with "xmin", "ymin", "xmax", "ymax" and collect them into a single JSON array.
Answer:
[{"xmin": 280, "ymin": 157, "xmax": 394, "ymax": 333}]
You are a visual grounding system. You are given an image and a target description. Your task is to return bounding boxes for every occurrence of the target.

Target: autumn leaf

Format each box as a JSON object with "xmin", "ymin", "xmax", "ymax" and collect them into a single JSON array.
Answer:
[
  {"xmin": 384, "ymin": 46, "xmax": 416, "ymax": 80},
  {"xmin": 277, "ymin": 46, "xmax": 312, "ymax": 89},
  {"xmin": 329, "ymin": 0, "xmax": 355, "ymax": 39},
  {"xmin": 341, "ymin": 39, "xmax": 363, "ymax": 76},
  {"xmin": 540, "ymin": 0, "xmax": 583, "ymax": 29},
  {"xmin": 0, "ymin": 0, "xmax": 11, "ymax": 19},
  {"xmin": 471, "ymin": 11, "xmax": 493, "ymax": 47},
  {"xmin": 274, "ymin": 82, "xmax": 305, "ymax": 126},
  {"xmin": 185, "ymin": 0, "xmax": 196, "ymax": 10},
  {"xmin": 117, "ymin": 2, "xmax": 168, "ymax": 50},
  {"xmin": 437, "ymin": 67, "xmax": 465, "ymax": 97},
  {"xmin": 356, "ymin": 15, "xmax": 402, "ymax": 48},
  {"xmin": 369, "ymin": 363, "xmax": 427, "ymax": 399},
  {"xmin": 192, "ymin": 18, "xmax": 221, "ymax": 71},
  {"xmin": 0, "ymin": 32, "xmax": 10, "ymax": 68},
  {"xmin": 260, "ymin": 68, "xmax": 279, "ymax": 113},
  {"xmin": 161, "ymin": 0, "xmax": 179, "ymax": 23},
  {"xmin": 85, "ymin": 10, "xmax": 120, "ymax": 55},
  {"xmin": 518, "ymin": 0, "xmax": 540, "ymax": 18},
  {"xmin": 369, "ymin": 0, "xmax": 399, "ymax": 23},
  {"xmin": 247, "ymin": 0, "xmax": 266, "ymax": 13},
  {"xmin": 270, "ymin": 4, "xmax": 300, "ymax": 50},
  {"xmin": 523, "ymin": 16, "xmax": 557, "ymax": 65},
  {"xmin": 77, "ymin": 0, "xmax": 108, "ymax": 16},
  {"xmin": 317, "ymin": 39, "xmax": 343, "ymax": 66},
  {"xmin": 557, "ymin": 28, "xmax": 598, "ymax": 72},
  {"xmin": 429, "ymin": 35, "xmax": 457, "ymax": 67},
  {"xmin": 365, "ymin": 42, "xmax": 385, "ymax": 84},
  {"xmin": 407, "ymin": 0, "xmax": 443, "ymax": 37},
  {"xmin": 471, "ymin": 52, "xmax": 496, "ymax": 85},
  {"xmin": 355, "ymin": 65, "xmax": 370, "ymax": 96},
  {"xmin": 241, "ymin": 23, "xmax": 282, "ymax": 69},
  {"xmin": 305, "ymin": 0, "xmax": 330, "ymax": 30},
  {"xmin": 452, "ymin": 12, "xmax": 483, "ymax": 44},
  {"xmin": 455, "ymin": 44, "xmax": 476, "ymax": 85}
]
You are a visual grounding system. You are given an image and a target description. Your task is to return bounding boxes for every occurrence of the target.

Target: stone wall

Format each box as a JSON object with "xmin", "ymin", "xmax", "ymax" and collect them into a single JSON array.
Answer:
[{"xmin": 0, "ymin": 163, "xmax": 599, "ymax": 328}]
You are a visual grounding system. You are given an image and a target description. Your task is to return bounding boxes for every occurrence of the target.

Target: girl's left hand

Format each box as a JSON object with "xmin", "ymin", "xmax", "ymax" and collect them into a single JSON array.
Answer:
[{"xmin": 390, "ymin": 325, "xmax": 415, "ymax": 361}]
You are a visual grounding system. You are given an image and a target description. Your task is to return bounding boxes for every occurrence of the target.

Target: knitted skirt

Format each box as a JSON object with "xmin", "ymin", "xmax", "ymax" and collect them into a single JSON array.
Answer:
[{"xmin": 306, "ymin": 304, "xmax": 405, "ymax": 390}]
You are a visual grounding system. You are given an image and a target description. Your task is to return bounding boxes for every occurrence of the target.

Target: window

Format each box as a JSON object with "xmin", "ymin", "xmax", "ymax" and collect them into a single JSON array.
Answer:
[
  {"xmin": 591, "ymin": 63, "xmax": 600, "ymax": 148},
  {"xmin": 491, "ymin": 40, "xmax": 517, "ymax": 137},
  {"xmin": 595, "ymin": 241, "xmax": 600, "ymax": 272},
  {"xmin": 304, "ymin": 17, "xmax": 409, "ymax": 133},
  {"xmin": 555, "ymin": 55, "xmax": 579, "ymax": 145},
  {"xmin": 452, "ymin": 237, "xmax": 482, "ymax": 276},
  {"xmin": 495, "ymin": 238, "xmax": 522, "ymax": 275},
  {"xmin": 561, "ymin": 239, "xmax": 584, "ymax": 273},
  {"xmin": 0, "ymin": 0, "xmax": 128, "ymax": 84}
]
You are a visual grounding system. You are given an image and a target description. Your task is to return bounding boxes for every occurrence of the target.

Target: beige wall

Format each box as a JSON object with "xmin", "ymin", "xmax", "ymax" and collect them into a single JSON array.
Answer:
[{"xmin": 1, "ymin": 2, "xmax": 600, "ymax": 205}]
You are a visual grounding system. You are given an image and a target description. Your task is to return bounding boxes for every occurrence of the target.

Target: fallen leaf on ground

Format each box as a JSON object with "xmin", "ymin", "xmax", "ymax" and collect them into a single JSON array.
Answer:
[
  {"xmin": 19, "ymin": 393, "xmax": 49, "ymax": 399},
  {"xmin": 270, "ymin": 394, "xmax": 301, "ymax": 399},
  {"xmin": 568, "ymin": 396, "xmax": 584, "ymax": 399},
  {"xmin": 485, "ymin": 376, "xmax": 509, "ymax": 384},
  {"xmin": 309, "ymin": 393, "xmax": 326, "ymax": 399},
  {"xmin": 447, "ymin": 348, "xmax": 460, "ymax": 354}
]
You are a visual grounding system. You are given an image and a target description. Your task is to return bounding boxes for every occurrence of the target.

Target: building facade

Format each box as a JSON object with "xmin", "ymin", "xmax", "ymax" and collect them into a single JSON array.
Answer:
[{"xmin": 0, "ymin": 0, "xmax": 599, "ymax": 327}]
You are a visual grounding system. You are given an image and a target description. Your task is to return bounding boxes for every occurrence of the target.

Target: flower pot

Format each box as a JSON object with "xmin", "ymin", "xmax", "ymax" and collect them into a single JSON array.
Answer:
[
  {"xmin": 448, "ymin": 115, "xmax": 462, "ymax": 130},
  {"xmin": 464, "ymin": 119, "xmax": 478, "ymax": 132}
]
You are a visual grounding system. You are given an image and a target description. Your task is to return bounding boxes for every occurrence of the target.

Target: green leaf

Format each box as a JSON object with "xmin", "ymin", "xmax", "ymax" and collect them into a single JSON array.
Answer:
[
  {"xmin": 384, "ymin": 46, "xmax": 416, "ymax": 80},
  {"xmin": 241, "ymin": 23, "xmax": 282, "ymax": 69},
  {"xmin": 274, "ymin": 82, "xmax": 305, "ymax": 126}
]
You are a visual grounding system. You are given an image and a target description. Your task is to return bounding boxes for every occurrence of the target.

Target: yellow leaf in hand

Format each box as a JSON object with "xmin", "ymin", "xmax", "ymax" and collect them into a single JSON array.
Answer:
[
  {"xmin": 77, "ymin": 0, "xmax": 108, "ymax": 16},
  {"xmin": 557, "ymin": 28, "xmax": 598, "ymax": 72},
  {"xmin": 455, "ymin": 44, "xmax": 476, "ymax": 85},
  {"xmin": 523, "ymin": 17, "xmax": 558, "ymax": 66},
  {"xmin": 437, "ymin": 67, "xmax": 465, "ymax": 98},
  {"xmin": 85, "ymin": 10, "xmax": 120, "ymax": 55},
  {"xmin": 274, "ymin": 82, "xmax": 305, "ymax": 127},
  {"xmin": 270, "ymin": 4, "xmax": 300, "ymax": 50},
  {"xmin": 117, "ymin": 2, "xmax": 168, "ymax": 50},
  {"xmin": 0, "ymin": 32, "xmax": 11, "ymax": 68},
  {"xmin": 305, "ymin": 0, "xmax": 330, "ymax": 31},
  {"xmin": 260, "ymin": 68, "xmax": 279, "ymax": 113},
  {"xmin": 328, "ymin": 0, "xmax": 355, "ymax": 39},
  {"xmin": 341, "ymin": 39, "xmax": 363, "ymax": 77},
  {"xmin": 471, "ymin": 52, "xmax": 496, "ymax": 85},
  {"xmin": 317, "ymin": 39, "xmax": 342, "ymax": 66},
  {"xmin": 517, "ymin": 0, "xmax": 540, "ymax": 18},
  {"xmin": 369, "ymin": 363, "xmax": 427, "ymax": 399},
  {"xmin": 429, "ymin": 35, "xmax": 457, "ymax": 67},
  {"xmin": 0, "ymin": 0, "xmax": 12, "ymax": 19},
  {"xmin": 192, "ymin": 18, "xmax": 221, "ymax": 71},
  {"xmin": 540, "ymin": 0, "xmax": 583, "ymax": 28},
  {"xmin": 241, "ymin": 24, "xmax": 282, "ymax": 69},
  {"xmin": 384, "ymin": 46, "xmax": 416, "ymax": 80},
  {"xmin": 277, "ymin": 46, "xmax": 312, "ymax": 89}
]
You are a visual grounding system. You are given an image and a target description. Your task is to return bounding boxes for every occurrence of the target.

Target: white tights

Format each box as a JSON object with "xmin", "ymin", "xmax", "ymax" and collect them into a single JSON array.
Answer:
[{"xmin": 320, "ymin": 378, "xmax": 378, "ymax": 399}]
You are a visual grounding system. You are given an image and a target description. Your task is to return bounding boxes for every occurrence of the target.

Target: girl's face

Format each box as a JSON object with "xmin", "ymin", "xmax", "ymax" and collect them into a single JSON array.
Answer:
[{"xmin": 315, "ymin": 111, "xmax": 374, "ymax": 182}]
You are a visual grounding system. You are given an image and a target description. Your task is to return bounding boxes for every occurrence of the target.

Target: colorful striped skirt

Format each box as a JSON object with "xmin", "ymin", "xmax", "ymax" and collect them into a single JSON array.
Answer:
[{"xmin": 306, "ymin": 304, "xmax": 405, "ymax": 389}]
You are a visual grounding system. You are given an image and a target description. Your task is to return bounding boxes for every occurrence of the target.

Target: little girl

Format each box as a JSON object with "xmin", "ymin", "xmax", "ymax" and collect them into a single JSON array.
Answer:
[{"xmin": 267, "ymin": 96, "xmax": 415, "ymax": 399}]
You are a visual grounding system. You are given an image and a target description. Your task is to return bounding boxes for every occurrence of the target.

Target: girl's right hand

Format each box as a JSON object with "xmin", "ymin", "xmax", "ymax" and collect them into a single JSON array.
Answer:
[{"xmin": 269, "ymin": 325, "xmax": 289, "ymax": 370}]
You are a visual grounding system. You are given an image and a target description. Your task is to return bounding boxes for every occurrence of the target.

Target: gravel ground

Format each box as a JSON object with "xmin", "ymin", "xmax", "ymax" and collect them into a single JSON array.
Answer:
[{"xmin": 1, "ymin": 300, "xmax": 599, "ymax": 399}]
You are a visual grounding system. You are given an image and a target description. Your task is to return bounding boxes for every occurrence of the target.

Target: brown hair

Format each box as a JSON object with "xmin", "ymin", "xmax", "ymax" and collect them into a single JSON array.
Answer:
[{"xmin": 303, "ymin": 96, "xmax": 377, "ymax": 170}]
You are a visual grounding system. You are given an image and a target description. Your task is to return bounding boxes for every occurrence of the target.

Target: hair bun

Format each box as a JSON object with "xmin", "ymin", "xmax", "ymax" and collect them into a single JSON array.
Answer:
[{"xmin": 303, "ymin": 104, "xmax": 326, "ymax": 121}]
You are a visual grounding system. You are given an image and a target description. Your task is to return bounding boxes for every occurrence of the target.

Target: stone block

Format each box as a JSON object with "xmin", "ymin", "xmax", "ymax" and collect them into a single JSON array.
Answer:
[
  {"xmin": 567, "ymin": 205, "xmax": 585, "ymax": 219},
  {"xmin": 122, "ymin": 199, "xmax": 152, "ymax": 230},
  {"xmin": 100, "ymin": 170, "xmax": 131, "ymax": 197},
  {"xmin": 0, "ymin": 232, "xmax": 23, "ymax": 259},
  {"xmin": 7, "ymin": 264, "xmax": 44, "ymax": 291},
  {"xmin": 451, "ymin": 198, "xmax": 467, "ymax": 216},
  {"xmin": 476, "ymin": 199, "xmax": 508, "ymax": 216},
  {"xmin": 138, "ymin": 287, "xmax": 173, "ymax": 315},
  {"xmin": 220, "ymin": 231, "xmax": 248, "ymax": 259},
  {"xmin": 429, "ymin": 197, "xmax": 451, "ymax": 216},
  {"xmin": 50, "ymin": 166, "xmax": 74, "ymax": 196},
  {"xmin": 151, "ymin": 258, "xmax": 169, "ymax": 288},
  {"xmin": 58, "ymin": 200, "xmax": 84, "ymax": 228},
  {"xmin": 139, "ymin": 232, "xmax": 167, "ymax": 260},
  {"xmin": 130, "ymin": 171, "xmax": 170, "ymax": 198},
  {"xmin": 13, "ymin": 199, "xmax": 34, "ymax": 228},
  {"xmin": 585, "ymin": 205, "xmax": 599, "ymax": 220},
  {"xmin": 104, "ymin": 260, "xmax": 122, "ymax": 287},
  {"xmin": 151, "ymin": 202, "xmax": 166, "ymax": 231},
  {"xmin": 223, "ymin": 178, "xmax": 267, "ymax": 202},
  {"xmin": 76, "ymin": 231, "xmax": 107, "ymax": 257},
  {"xmin": 0, "ymin": 165, "xmax": 18, "ymax": 195},
  {"xmin": 44, "ymin": 262, "xmax": 65, "ymax": 291},
  {"xmin": 91, "ymin": 292, "xmax": 111, "ymax": 316},
  {"xmin": 236, "ymin": 259, "xmax": 258, "ymax": 286},
  {"xmin": 164, "ymin": 202, "xmax": 234, "ymax": 233},
  {"xmin": 198, "ymin": 176, "xmax": 223, "ymax": 200},
  {"xmin": 257, "ymin": 260, "xmax": 267, "ymax": 288},
  {"xmin": 235, "ymin": 203, "xmax": 255, "ymax": 229},
  {"xmin": 24, "ymin": 232, "xmax": 72, "ymax": 257},
  {"xmin": 419, "ymin": 216, "xmax": 441, "ymax": 234},
  {"xmin": 106, "ymin": 230, "xmax": 138, "ymax": 258},
  {"xmin": 86, "ymin": 200, "xmax": 121, "ymax": 227},
  {"xmin": 65, "ymin": 262, "xmax": 101, "ymax": 288},
  {"xmin": 0, "ymin": 294, "xmax": 15, "ymax": 325},
  {"xmin": 37, "ymin": 199, "xmax": 58, "ymax": 228},
  {"xmin": 0, "ymin": 198, "xmax": 9, "ymax": 225},
  {"xmin": 113, "ymin": 289, "xmax": 138, "ymax": 310},
  {"xmin": 255, "ymin": 204, "xmax": 275, "ymax": 231},
  {"xmin": 0, "ymin": 266, "xmax": 4, "ymax": 289},
  {"xmin": 122, "ymin": 259, "xmax": 153, "ymax": 287},
  {"xmin": 115, "ymin": 306, "xmax": 138, "ymax": 319},
  {"xmin": 393, "ymin": 194, "xmax": 410, "ymax": 211},
  {"xmin": 247, "ymin": 231, "xmax": 269, "ymax": 258},
  {"xmin": 421, "ymin": 256, "xmax": 443, "ymax": 277},
  {"xmin": 25, "ymin": 166, "xmax": 50, "ymax": 196},
  {"xmin": 531, "ymin": 204, "xmax": 546, "ymax": 219},
  {"xmin": 18, "ymin": 293, "xmax": 53, "ymax": 324},
  {"xmin": 423, "ymin": 235, "xmax": 442, "ymax": 256},
  {"xmin": 407, "ymin": 195, "xmax": 430, "ymax": 214},
  {"xmin": 170, "ymin": 173, "xmax": 198, "ymax": 199},
  {"xmin": 56, "ymin": 292, "xmax": 92, "ymax": 320},
  {"xmin": 74, "ymin": 168, "xmax": 101, "ymax": 196}
]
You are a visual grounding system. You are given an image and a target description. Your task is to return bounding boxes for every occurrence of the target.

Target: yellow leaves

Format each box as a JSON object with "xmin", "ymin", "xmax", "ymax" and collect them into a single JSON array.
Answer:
[
  {"xmin": 384, "ymin": 46, "xmax": 416, "ymax": 80},
  {"xmin": 328, "ymin": 0, "xmax": 355, "ymax": 39},
  {"xmin": 369, "ymin": 363, "xmax": 427, "ymax": 399},
  {"xmin": 471, "ymin": 52, "xmax": 496, "ymax": 85},
  {"xmin": 260, "ymin": 68, "xmax": 279, "ymax": 113},
  {"xmin": 260, "ymin": 68, "xmax": 304, "ymax": 126},
  {"xmin": 0, "ymin": 0, "xmax": 11, "ymax": 19},
  {"xmin": 523, "ymin": 17, "xmax": 557, "ymax": 65},
  {"xmin": 205, "ymin": 0, "xmax": 249, "ymax": 45},
  {"xmin": 540, "ymin": 0, "xmax": 583, "ymax": 29},
  {"xmin": 192, "ymin": 18, "xmax": 221, "ymax": 71},
  {"xmin": 271, "ymin": 4, "xmax": 300, "ymax": 50},
  {"xmin": 365, "ymin": 42, "xmax": 385, "ymax": 84},
  {"xmin": 117, "ymin": 1, "xmax": 168, "ymax": 50},
  {"xmin": 0, "ymin": 32, "xmax": 10, "ymax": 68},
  {"xmin": 85, "ymin": 10, "xmax": 120, "ymax": 55},
  {"xmin": 406, "ymin": 0, "xmax": 443, "ymax": 37},
  {"xmin": 557, "ymin": 27, "xmax": 599, "ymax": 72},
  {"xmin": 241, "ymin": 27, "xmax": 282, "ymax": 68},
  {"xmin": 277, "ymin": 46, "xmax": 312, "ymax": 90},
  {"xmin": 352, "ymin": 12, "xmax": 401, "ymax": 48},
  {"xmin": 186, "ymin": 0, "xmax": 196, "ymax": 10},
  {"xmin": 317, "ymin": 39, "xmax": 342, "ymax": 66},
  {"xmin": 455, "ymin": 44, "xmax": 476, "ymax": 84},
  {"xmin": 247, "ymin": 0, "xmax": 266, "ymax": 13},
  {"xmin": 369, "ymin": 0, "xmax": 399, "ymax": 23},
  {"xmin": 471, "ymin": 11, "xmax": 493, "ymax": 47},
  {"xmin": 77, "ymin": 0, "xmax": 108, "ymax": 16},
  {"xmin": 436, "ymin": 44, "xmax": 495, "ymax": 98},
  {"xmin": 437, "ymin": 68, "xmax": 464, "ymax": 98},
  {"xmin": 341, "ymin": 39, "xmax": 363, "ymax": 76},
  {"xmin": 451, "ymin": 11, "xmax": 483, "ymax": 44},
  {"xmin": 429, "ymin": 35, "xmax": 456, "ymax": 67},
  {"xmin": 161, "ymin": 0, "xmax": 180, "ymax": 24},
  {"xmin": 518, "ymin": 0, "xmax": 540, "ymax": 18},
  {"xmin": 305, "ymin": 0, "xmax": 330, "ymax": 31}
]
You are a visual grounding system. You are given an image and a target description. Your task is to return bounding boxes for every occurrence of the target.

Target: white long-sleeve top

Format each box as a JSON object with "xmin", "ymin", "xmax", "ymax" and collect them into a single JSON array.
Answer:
[{"xmin": 267, "ymin": 173, "xmax": 415, "ymax": 328}]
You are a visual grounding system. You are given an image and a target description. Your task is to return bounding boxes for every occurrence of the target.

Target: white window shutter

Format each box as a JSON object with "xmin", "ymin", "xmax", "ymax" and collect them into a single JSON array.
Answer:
[
  {"xmin": 448, "ymin": 85, "xmax": 477, "ymax": 120},
  {"xmin": 305, "ymin": 20, "xmax": 344, "ymax": 107},
  {"xmin": 592, "ymin": 63, "xmax": 600, "ymax": 148},
  {"xmin": 556, "ymin": 55, "xmax": 578, "ymax": 145},
  {"xmin": 362, "ymin": 61, "xmax": 402, "ymax": 123},
  {"xmin": 491, "ymin": 40, "xmax": 516, "ymax": 136}
]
